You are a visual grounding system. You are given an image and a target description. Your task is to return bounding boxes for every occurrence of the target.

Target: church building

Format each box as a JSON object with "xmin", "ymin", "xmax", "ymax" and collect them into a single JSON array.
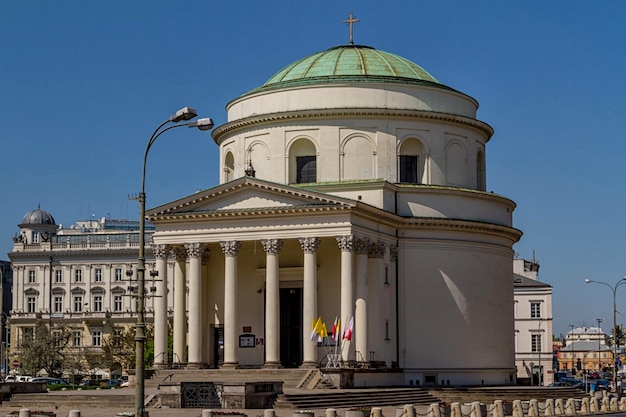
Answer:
[{"xmin": 146, "ymin": 36, "xmax": 522, "ymax": 386}]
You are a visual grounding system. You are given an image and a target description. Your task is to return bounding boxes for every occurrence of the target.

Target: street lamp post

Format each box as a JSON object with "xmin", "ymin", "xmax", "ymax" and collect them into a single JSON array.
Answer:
[
  {"xmin": 597, "ymin": 318, "xmax": 603, "ymax": 373},
  {"xmin": 135, "ymin": 107, "xmax": 213, "ymax": 417},
  {"xmin": 585, "ymin": 277, "xmax": 626, "ymax": 395}
]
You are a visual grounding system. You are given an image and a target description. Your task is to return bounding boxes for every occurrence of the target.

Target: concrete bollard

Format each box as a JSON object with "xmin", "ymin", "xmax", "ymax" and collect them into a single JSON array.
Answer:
[
  {"xmin": 202, "ymin": 410, "xmax": 214, "ymax": 417},
  {"xmin": 600, "ymin": 396, "xmax": 610, "ymax": 412},
  {"xmin": 18, "ymin": 410, "xmax": 31, "ymax": 417},
  {"xmin": 619, "ymin": 397, "xmax": 626, "ymax": 411},
  {"xmin": 512, "ymin": 400, "xmax": 523, "ymax": 417},
  {"xmin": 492, "ymin": 400, "xmax": 504, "ymax": 417},
  {"xmin": 428, "ymin": 403, "xmax": 441, "ymax": 417},
  {"xmin": 450, "ymin": 403, "xmax": 462, "ymax": 417},
  {"xmin": 554, "ymin": 399, "xmax": 564, "ymax": 415},
  {"xmin": 404, "ymin": 404, "xmax": 416, "ymax": 417},
  {"xmin": 544, "ymin": 399, "xmax": 555, "ymax": 416},
  {"xmin": 564, "ymin": 398, "xmax": 576, "ymax": 416},
  {"xmin": 371, "ymin": 407, "xmax": 383, "ymax": 417},
  {"xmin": 264, "ymin": 410, "xmax": 275, "ymax": 417},
  {"xmin": 610, "ymin": 397, "xmax": 618, "ymax": 411},
  {"xmin": 528, "ymin": 399, "xmax": 539, "ymax": 417},
  {"xmin": 325, "ymin": 409, "xmax": 337, "ymax": 417},
  {"xmin": 579, "ymin": 398, "xmax": 589, "ymax": 414},
  {"xmin": 590, "ymin": 396, "xmax": 599, "ymax": 413},
  {"xmin": 68, "ymin": 411, "xmax": 81, "ymax": 417},
  {"xmin": 470, "ymin": 401, "xmax": 483, "ymax": 417}
]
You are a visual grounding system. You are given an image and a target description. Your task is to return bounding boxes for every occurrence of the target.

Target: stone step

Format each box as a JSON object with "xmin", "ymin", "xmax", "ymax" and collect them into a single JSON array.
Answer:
[{"xmin": 274, "ymin": 388, "xmax": 439, "ymax": 409}]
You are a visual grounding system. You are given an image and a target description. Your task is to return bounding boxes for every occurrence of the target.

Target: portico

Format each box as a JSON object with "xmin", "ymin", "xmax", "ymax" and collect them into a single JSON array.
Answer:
[{"xmin": 148, "ymin": 178, "xmax": 397, "ymax": 370}]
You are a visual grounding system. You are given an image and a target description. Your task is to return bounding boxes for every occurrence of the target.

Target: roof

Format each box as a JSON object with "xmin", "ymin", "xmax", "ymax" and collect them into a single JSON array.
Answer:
[
  {"xmin": 513, "ymin": 273, "xmax": 552, "ymax": 288},
  {"xmin": 20, "ymin": 206, "xmax": 56, "ymax": 226},
  {"xmin": 560, "ymin": 341, "xmax": 612, "ymax": 352},
  {"xmin": 249, "ymin": 44, "xmax": 450, "ymax": 94}
]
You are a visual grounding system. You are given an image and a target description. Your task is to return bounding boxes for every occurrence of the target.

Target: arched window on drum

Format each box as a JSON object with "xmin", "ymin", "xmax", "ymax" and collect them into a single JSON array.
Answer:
[{"xmin": 398, "ymin": 138, "xmax": 426, "ymax": 184}]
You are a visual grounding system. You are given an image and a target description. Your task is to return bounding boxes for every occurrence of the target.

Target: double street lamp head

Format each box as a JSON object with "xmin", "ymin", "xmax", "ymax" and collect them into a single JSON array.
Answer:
[
  {"xmin": 171, "ymin": 107, "xmax": 198, "ymax": 122},
  {"xmin": 188, "ymin": 118, "xmax": 214, "ymax": 131}
]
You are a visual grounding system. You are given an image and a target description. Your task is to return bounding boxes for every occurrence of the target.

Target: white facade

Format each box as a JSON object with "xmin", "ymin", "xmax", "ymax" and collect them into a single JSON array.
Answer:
[
  {"xmin": 8, "ymin": 213, "xmax": 169, "ymax": 376},
  {"xmin": 513, "ymin": 258, "xmax": 554, "ymax": 385},
  {"xmin": 144, "ymin": 44, "xmax": 522, "ymax": 386}
]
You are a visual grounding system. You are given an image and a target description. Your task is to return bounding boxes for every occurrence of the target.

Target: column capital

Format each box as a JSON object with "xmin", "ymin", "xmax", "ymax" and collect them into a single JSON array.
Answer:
[
  {"xmin": 201, "ymin": 249, "xmax": 211, "ymax": 265},
  {"xmin": 170, "ymin": 246, "xmax": 187, "ymax": 262},
  {"xmin": 261, "ymin": 239, "xmax": 283, "ymax": 255},
  {"xmin": 298, "ymin": 237, "xmax": 320, "ymax": 253},
  {"xmin": 355, "ymin": 237, "xmax": 370, "ymax": 255},
  {"xmin": 368, "ymin": 242, "xmax": 386, "ymax": 258},
  {"xmin": 336, "ymin": 235, "xmax": 356, "ymax": 252},
  {"xmin": 185, "ymin": 242, "xmax": 208, "ymax": 258},
  {"xmin": 220, "ymin": 240, "xmax": 241, "ymax": 257},
  {"xmin": 390, "ymin": 245, "xmax": 398, "ymax": 263},
  {"xmin": 152, "ymin": 244, "xmax": 169, "ymax": 259}
]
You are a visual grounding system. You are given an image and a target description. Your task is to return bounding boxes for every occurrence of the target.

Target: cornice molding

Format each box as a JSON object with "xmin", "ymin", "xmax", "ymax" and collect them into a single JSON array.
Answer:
[{"xmin": 212, "ymin": 108, "xmax": 493, "ymax": 143}]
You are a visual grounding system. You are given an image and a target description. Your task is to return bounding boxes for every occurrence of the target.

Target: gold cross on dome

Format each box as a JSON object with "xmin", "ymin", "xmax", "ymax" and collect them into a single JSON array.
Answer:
[{"xmin": 344, "ymin": 12, "xmax": 360, "ymax": 45}]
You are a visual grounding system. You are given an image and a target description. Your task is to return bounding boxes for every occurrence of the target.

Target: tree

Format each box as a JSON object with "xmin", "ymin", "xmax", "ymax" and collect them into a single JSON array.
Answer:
[
  {"xmin": 608, "ymin": 325, "xmax": 625, "ymax": 349},
  {"xmin": 19, "ymin": 322, "xmax": 71, "ymax": 377},
  {"xmin": 102, "ymin": 324, "xmax": 154, "ymax": 372}
]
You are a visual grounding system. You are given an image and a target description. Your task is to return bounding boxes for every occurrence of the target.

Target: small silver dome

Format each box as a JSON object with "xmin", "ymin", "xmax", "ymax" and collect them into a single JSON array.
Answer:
[{"xmin": 22, "ymin": 206, "xmax": 56, "ymax": 226}]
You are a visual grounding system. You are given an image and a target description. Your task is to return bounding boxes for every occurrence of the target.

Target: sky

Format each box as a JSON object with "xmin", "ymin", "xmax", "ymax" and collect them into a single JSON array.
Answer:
[{"xmin": 1, "ymin": 1, "xmax": 625, "ymax": 338}]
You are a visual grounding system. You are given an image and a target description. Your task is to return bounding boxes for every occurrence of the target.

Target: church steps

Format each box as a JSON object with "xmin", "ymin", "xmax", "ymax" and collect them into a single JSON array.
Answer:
[
  {"xmin": 273, "ymin": 388, "xmax": 439, "ymax": 409},
  {"xmin": 150, "ymin": 368, "xmax": 310, "ymax": 389},
  {"xmin": 2, "ymin": 393, "xmax": 135, "ymax": 408}
]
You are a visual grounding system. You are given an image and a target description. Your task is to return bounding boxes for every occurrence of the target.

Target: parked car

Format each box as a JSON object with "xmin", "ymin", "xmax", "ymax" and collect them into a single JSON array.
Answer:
[
  {"xmin": 102, "ymin": 379, "xmax": 121, "ymax": 387},
  {"xmin": 16, "ymin": 375, "xmax": 33, "ymax": 382},
  {"xmin": 31, "ymin": 377, "xmax": 61, "ymax": 384}
]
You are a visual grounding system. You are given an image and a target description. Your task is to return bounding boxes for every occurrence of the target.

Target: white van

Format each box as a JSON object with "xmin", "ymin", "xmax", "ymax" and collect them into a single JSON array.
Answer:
[{"xmin": 16, "ymin": 375, "xmax": 33, "ymax": 382}]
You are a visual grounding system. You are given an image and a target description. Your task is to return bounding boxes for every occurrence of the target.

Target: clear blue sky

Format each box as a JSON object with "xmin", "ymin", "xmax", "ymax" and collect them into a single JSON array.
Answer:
[{"xmin": 2, "ymin": 1, "xmax": 625, "ymax": 338}]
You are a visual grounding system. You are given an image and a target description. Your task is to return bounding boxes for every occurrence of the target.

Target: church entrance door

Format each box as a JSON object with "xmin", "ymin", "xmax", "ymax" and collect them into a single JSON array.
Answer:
[{"xmin": 280, "ymin": 288, "xmax": 302, "ymax": 368}]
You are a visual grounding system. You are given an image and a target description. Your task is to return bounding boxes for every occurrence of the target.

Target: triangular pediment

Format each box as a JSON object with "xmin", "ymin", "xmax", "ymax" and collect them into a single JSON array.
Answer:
[{"xmin": 147, "ymin": 177, "xmax": 356, "ymax": 218}]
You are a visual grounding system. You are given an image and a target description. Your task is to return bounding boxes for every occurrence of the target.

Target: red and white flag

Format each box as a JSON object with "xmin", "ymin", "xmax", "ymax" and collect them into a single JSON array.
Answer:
[
  {"xmin": 331, "ymin": 317, "xmax": 340, "ymax": 341},
  {"xmin": 342, "ymin": 316, "xmax": 354, "ymax": 341}
]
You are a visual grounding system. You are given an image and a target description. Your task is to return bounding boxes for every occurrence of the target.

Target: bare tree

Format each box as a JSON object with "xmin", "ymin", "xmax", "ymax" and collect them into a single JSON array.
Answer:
[{"xmin": 19, "ymin": 322, "xmax": 71, "ymax": 377}]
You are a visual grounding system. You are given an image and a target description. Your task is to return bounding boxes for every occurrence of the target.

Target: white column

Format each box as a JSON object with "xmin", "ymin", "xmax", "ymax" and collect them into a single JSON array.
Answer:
[
  {"xmin": 220, "ymin": 240, "xmax": 241, "ymax": 368},
  {"xmin": 262, "ymin": 239, "xmax": 283, "ymax": 368},
  {"xmin": 153, "ymin": 244, "xmax": 169, "ymax": 368},
  {"xmin": 185, "ymin": 243, "xmax": 208, "ymax": 368},
  {"xmin": 201, "ymin": 251, "xmax": 210, "ymax": 365},
  {"xmin": 299, "ymin": 237, "xmax": 321, "ymax": 368},
  {"xmin": 367, "ymin": 242, "xmax": 386, "ymax": 365},
  {"xmin": 336, "ymin": 235, "xmax": 355, "ymax": 364},
  {"xmin": 171, "ymin": 246, "xmax": 187, "ymax": 365},
  {"xmin": 355, "ymin": 237, "xmax": 369, "ymax": 366}
]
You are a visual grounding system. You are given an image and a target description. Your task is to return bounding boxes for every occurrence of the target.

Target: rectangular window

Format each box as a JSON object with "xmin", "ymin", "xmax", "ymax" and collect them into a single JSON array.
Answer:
[
  {"xmin": 23, "ymin": 328, "xmax": 34, "ymax": 343},
  {"xmin": 28, "ymin": 270, "xmax": 36, "ymax": 284},
  {"xmin": 113, "ymin": 328, "xmax": 123, "ymax": 347},
  {"xmin": 399, "ymin": 155, "xmax": 419, "ymax": 183},
  {"xmin": 115, "ymin": 268, "xmax": 122, "ymax": 282},
  {"xmin": 531, "ymin": 334, "xmax": 542, "ymax": 352},
  {"xmin": 55, "ymin": 270, "xmax": 63, "ymax": 283},
  {"xmin": 296, "ymin": 156, "xmax": 316, "ymax": 183},
  {"xmin": 73, "ymin": 331, "xmax": 82, "ymax": 347},
  {"xmin": 27, "ymin": 296, "xmax": 36, "ymax": 313},
  {"xmin": 94, "ymin": 268, "xmax": 102, "ymax": 282},
  {"xmin": 31, "ymin": 231, "xmax": 39, "ymax": 243},
  {"xmin": 73, "ymin": 296, "xmax": 83, "ymax": 312},
  {"xmin": 92, "ymin": 331, "xmax": 102, "ymax": 347},
  {"xmin": 530, "ymin": 302, "xmax": 541, "ymax": 318},
  {"xmin": 93, "ymin": 295, "xmax": 103, "ymax": 312},
  {"xmin": 74, "ymin": 269, "xmax": 82, "ymax": 283},
  {"xmin": 113, "ymin": 295, "xmax": 123, "ymax": 312},
  {"xmin": 53, "ymin": 296, "xmax": 63, "ymax": 313}
]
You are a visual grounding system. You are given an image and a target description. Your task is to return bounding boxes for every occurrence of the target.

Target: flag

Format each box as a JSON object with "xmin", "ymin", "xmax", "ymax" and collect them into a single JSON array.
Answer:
[
  {"xmin": 310, "ymin": 316, "xmax": 322, "ymax": 341},
  {"xmin": 320, "ymin": 322, "xmax": 328, "ymax": 339},
  {"xmin": 343, "ymin": 316, "xmax": 354, "ymax": 341},
  {"xmin": 331, "ymin": 317, "xmax": 340, "ymax": 341}
]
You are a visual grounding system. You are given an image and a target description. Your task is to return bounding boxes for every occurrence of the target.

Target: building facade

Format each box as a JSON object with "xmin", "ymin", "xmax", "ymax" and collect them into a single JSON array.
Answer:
[
  {"xmin": 7, "ymin": 208, "xmax": 167, "ymax": 377},
  {"xmin": 513, "ymin": 258, "xmax": 554, "ymax": 385},
  {"xmin": 144, "ymin": 43, "xmax": 522, "ymax": 386}
]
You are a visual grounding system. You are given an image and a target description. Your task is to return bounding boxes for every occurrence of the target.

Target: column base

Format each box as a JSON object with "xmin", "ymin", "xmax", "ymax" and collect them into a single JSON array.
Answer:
[
  {"xmin": 220, "ymin": 362, "xmax": 239, "ymax": 369},
  {"xmin": 152, "ymin": 362, "xmax": 169, "ymax": 370},
  {"xmin": 300, "ymin": 361, "xmax": 318, "ymax": 369},
  {"xmin": 185, "ymin": 362, "xmax": 209, "ymax": 369},
  {"xmin": 263, "ymin": 361, "xmax": 282, "ymax": 369}
]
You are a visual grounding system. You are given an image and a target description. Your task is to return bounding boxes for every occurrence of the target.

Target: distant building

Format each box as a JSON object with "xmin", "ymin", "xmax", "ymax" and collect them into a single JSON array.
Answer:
[
  {"xmin": 7, "ymin": 207, "xmax": 165, "ymax": 377},
  {"xmin": 558, "ymin": 326, "xmax": 614, "ymax": 373},
  {"xmin": 0, "ymin": 260, "xmax": 12, "ymax": 376},
  {"xmin": 513, "ymin": 258, "xmax": 554, "ymax": 385}
]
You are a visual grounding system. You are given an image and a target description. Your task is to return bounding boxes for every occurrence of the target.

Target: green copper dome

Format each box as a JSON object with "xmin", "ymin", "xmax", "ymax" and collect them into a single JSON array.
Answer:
[{"xmin": 262, "ymin": 44, "xmax": 440, "ymax": 89}]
